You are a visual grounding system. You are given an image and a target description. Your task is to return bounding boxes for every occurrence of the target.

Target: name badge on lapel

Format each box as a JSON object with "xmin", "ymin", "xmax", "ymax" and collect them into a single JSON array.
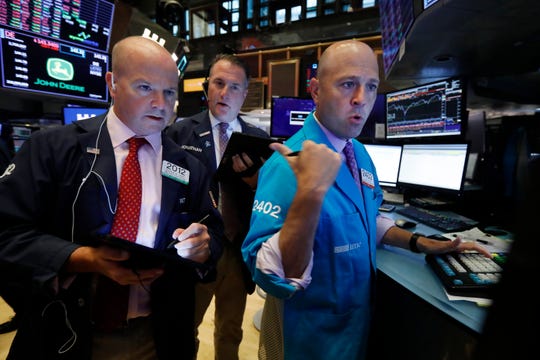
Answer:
[
  {"xmin": 360, "ymin": 168, "xmax": 375, "ymax": 189},
  {"xmin": 162, "ymin": 160, "xmax": 190, "ymax": 184}
]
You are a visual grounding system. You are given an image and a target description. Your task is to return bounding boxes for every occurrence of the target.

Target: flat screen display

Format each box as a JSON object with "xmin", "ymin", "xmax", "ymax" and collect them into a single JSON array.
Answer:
[
  {"xmin": 386, "ymin": 78, "xmax": 466, "ymax": 140},
  {"xmin": 0, "ymin": 28, "xmax": 110, "ymax": 103},
  {"xmin": 0, "ymin": 0, "xmax": 115, "ymax": 53},
  {"xmin": 398, "ymin": 143, "xmax": 469, "ymax": 192},
  {"xmin": 379, "ymin": 0, "xmax": 415, "ymax": 76},
  {"xmin": 63, "ymin": 106, "xmax": 108, "ymax": 125},
  {"xmin": 270, "ymin": 96, "xmax": 316, "ymax": 139},
  {"xmin": 364, "ymin": 144, "xmax": 402, "ymax": 187},
  {"xmin": 0, "ymin": 0, "xmax": 114, "ymax": 104}
]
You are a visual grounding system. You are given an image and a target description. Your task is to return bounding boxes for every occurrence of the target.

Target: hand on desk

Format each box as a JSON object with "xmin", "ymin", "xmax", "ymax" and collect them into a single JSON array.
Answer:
[
  {"xmin": 420, "ymin": 236, "xmax": 492, "ymax": 258},
  {"xmin": 383, "ymin": 226, "xmax": 492, "ymax": 258}
]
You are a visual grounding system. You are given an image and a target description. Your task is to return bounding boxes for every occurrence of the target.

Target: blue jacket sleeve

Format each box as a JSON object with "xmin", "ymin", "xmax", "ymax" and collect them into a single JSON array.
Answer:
[{"xmin": 241, "ymin": 150, "xmax": 301, "ymax": 299}]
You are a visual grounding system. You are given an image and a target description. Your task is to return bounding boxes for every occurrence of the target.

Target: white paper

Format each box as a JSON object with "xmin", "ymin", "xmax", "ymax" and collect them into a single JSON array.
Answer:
[{"xmin": 442, "ymin": 227, "xmax": 511, "ymax": 253}]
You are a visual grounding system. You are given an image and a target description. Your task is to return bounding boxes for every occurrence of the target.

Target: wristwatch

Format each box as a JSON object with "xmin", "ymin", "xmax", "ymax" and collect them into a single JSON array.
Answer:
[{"xmin": 409, "ymin": 233, "xmax": 422, "ymax": 253}]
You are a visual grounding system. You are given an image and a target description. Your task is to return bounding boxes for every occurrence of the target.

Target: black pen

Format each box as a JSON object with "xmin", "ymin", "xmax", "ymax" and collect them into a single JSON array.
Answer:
[
  {"xmin": 452, "ymin": 234, "xmax": 491, "ymax": 245},
  {"xmin": 167, "ymin": 214, "xmax": 210, "ymax": 249},
  {"xmin": 196, "ymin": 214, "xmax": 210, "ymax": 225},
  {"xmin": 287, "ymin": 151, "xmax": 301, "ymax": 157}
]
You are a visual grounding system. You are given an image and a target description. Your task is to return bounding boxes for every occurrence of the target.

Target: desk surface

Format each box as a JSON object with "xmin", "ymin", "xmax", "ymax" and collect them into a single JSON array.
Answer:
[{"xmin": 377, "ymin": 209, "xmax": 489, "ymax": 333}]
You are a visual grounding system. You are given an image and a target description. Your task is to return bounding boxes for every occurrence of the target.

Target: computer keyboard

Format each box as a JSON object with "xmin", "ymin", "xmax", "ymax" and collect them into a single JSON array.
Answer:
[
  {"xmin": 395, "ymin": 206, "xmax": 477, "ymax": 232},
  {"xmin": 425, "ymin": 252, "xmax": 507, "ymax": 298}
]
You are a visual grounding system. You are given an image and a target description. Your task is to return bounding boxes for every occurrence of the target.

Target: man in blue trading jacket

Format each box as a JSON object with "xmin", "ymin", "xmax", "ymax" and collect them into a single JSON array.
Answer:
[
  {"xmin": 167, "ymin": 53, "xmax": 269, "ymax": 359},
  {"xmin": 0, "ymin": 36, "xmax": 223, "ymax": 359},
  {"xmin": 241, "ymin": 39, "xmax": 490, "ymax": 360}
]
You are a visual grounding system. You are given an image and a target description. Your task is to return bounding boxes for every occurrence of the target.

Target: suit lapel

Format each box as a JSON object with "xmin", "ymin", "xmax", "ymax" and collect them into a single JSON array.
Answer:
[
  {"xmin": 76, "ymin": 116, "xmax": 119, "ymax": 221},
  {"xmin": 155, "ymin": 135, "xmax": 187, "ymax": 249},
  {"xmin": 194, "ymin": 113, "xmax": 217, "ymax": 170}
]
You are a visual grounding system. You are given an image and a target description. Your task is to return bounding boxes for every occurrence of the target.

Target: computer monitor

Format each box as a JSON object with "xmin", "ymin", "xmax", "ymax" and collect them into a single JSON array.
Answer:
[
  {"xmin": 379, "ymin": 0, "xmax": 415, "ymax": 76},
  {"xmin": 364, "ymin": 144, "xmax": 402, "ymax": 188},
  {"xmin": 386, "ymin": 78, "xmax": 466, "ymax": 140},
  {"xmin": 398, "ymin": 143, "xmax": 469, "ymax": 193},
  {"xmin": 270, "ymin": 96, "xmax": 316, "ymax": 139},
  {"xmin": 63, "ymin": 106, "xmax": 108, "ymax": 125},
  {"xmin": 0, "ymin": 0, "xmax": 115, "ymax": 104}
]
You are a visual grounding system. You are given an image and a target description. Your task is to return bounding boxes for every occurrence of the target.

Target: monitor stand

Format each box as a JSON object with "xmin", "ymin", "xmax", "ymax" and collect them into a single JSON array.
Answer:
[
  {"xmin": 408, "ymin": 196, "xmax": 450, "ymax": 209},
  {"xmin": 383, "ymin": 190, "xmax": 404, "ymax": 204},
  {"xmin": 403, "ymin": 189, "xmax": 460, "ymax": 210}
]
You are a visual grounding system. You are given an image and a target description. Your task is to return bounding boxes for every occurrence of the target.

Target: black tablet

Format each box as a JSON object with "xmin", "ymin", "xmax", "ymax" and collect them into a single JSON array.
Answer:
[
  {"xmin": 215, "ymin": 132, "xmax": 277, "ymax": 180},
  {"xmin": 97, "ymin": 235, "xmax": 192, "ymax": 269}
]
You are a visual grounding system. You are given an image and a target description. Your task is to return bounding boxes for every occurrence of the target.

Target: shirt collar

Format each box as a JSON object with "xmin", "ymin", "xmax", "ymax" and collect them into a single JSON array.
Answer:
[
  {"xmin": 106, "ymin": 107, "xmax": 161, "ymax": 153},
  {"xmin": 209, "ymin": 111, "xmax": 241, "ymax": 132},
  {"xmin": 312, "ymin": 112, "xmax": 348, "ymax": 153}
]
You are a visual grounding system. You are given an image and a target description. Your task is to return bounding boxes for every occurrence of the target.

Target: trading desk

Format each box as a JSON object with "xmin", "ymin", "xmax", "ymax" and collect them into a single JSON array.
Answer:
[{"xmin": 368, "ymin": 208, "xmax": 490, "ymax": 360}]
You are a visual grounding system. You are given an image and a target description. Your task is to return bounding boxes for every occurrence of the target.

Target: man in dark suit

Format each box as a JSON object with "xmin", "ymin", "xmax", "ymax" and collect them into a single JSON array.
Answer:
[
  {"xmin": 0, "ymin": 36, "xmax": 223, "ymax": 359},
  {"xmin": 167, "ymin": 53, "xmax": 270, "ymax": 359}
]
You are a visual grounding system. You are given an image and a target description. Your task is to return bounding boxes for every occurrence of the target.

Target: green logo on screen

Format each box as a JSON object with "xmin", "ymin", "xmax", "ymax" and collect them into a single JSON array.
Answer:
[{"xmin": 46, "ymin": 58, "xmax": 74, "ymax": 81}]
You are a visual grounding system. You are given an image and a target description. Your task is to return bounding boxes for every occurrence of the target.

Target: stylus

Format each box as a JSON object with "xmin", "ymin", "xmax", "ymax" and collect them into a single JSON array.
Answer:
[{"xmin": 167, "ymin": 214, "xmax": 210, "ymax": 249}]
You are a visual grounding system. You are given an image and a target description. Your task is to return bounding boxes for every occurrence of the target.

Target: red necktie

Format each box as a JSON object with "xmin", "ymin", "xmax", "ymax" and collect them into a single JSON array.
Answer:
[
  {"xmin": 343, "ymin": 141, "xmax": 362, "ymax": 189},
  {"xmin": 111, "ymin": 137, "xmax": 146, "ymax": 241},
  {"xmin": 93, "ymin": 137, "xmax": 145, "ymax": 332}
]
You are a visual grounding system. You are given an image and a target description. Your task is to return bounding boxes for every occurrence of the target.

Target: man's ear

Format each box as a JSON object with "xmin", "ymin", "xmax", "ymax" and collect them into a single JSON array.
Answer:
[{"xmin": 309, "ymin": 77, "xmax": 319, "ymax": 100}]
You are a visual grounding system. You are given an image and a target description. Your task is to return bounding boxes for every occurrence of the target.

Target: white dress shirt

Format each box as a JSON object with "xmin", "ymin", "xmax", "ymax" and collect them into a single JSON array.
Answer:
[{"xmin": 107, "ymin": 108, "xmax": 163, "ymax": 319}]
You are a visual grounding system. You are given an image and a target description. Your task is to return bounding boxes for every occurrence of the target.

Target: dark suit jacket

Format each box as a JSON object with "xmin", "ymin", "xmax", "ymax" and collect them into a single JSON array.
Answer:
[
  {"xmin": 0, "ymin": 137, "xmax": 13, "ymax": 174},
  {"xmin": 166, "ymin": 111, "xmax": 270, "ymax": 294},
  {"xmin": 0, "ymin": 114, "xmax": 223, "ymax": 359}
]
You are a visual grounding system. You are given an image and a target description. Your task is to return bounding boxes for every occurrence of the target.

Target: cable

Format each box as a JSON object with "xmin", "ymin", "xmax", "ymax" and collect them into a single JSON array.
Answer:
[
  {"xmin": 41, "ymin": 300, "xmax": 77, "ymax": 354},
  {"xmin": 132, "ymin": 268, "xmax": 151, "ymax": 294},
  {"xmin": 71, "ymin": 115, "xmax": 117, "ymax": 242}
]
